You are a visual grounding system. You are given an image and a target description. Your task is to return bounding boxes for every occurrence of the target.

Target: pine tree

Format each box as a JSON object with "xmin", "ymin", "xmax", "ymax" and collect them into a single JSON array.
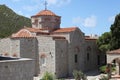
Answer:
[{"xmin": 110, "ymin": 13, "xmax": 120, "ymax": 50}]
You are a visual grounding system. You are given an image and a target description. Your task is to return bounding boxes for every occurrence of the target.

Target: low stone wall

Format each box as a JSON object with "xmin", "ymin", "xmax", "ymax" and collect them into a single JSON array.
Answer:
[{"xmin": 0, "ymin": 58, "xmax": 34, "ymax": 80}]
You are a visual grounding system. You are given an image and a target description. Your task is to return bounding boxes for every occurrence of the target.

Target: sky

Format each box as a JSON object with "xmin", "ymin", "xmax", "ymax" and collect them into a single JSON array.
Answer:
[{"xmin": 0, "ymin": 0, "xmax": 120, "ymax": 36}]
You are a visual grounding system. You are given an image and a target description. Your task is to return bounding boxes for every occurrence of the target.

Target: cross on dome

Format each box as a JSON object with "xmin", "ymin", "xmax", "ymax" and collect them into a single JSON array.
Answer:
[{"xmin": 44, "ymin": 0, "xmax": 48, "ymax": 10}]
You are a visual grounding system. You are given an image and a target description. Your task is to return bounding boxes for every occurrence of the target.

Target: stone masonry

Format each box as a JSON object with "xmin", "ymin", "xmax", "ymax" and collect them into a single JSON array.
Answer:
[{"xmin": 0, "ymin": 58, "xmax": 34, "ymax": 80}]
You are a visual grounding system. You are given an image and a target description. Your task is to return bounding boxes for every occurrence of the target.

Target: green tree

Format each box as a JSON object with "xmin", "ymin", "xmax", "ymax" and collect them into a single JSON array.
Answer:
[
  {"xmin": 110, "ymin": 13, "xmax": 120, "ymax": 50},
  {"xmin": 97, "ymin": 13, "xmax": 120, "ymax": 52},
  {"xmin": 97, "ymin": 32, "xmax": 111, "ymax": 52}
]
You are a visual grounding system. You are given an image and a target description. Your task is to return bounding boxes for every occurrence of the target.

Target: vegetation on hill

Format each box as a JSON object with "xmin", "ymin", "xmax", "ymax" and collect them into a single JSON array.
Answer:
[
  {"xmin": 97, "ymin": 13, "xmax": 120, "ymax": 52},
  {"xmin": 0, "ymin": 4, "xmax": 31, "ymax": 38}
]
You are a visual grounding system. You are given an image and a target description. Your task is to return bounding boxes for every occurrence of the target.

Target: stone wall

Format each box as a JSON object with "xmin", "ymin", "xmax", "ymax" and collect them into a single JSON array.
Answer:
[
  {"xmin": 19, "ymin": 38, "xmax": 40, "ymax": 76},
  {"xmin": 85, "ymin": 39, "xmax": 98, "ymax": 71},
  {"xmin": 0, "ymin": 38, "xmax": 40, "ymax": 76},
  {"xmin": 55, "ymin": 39, "xmax": 68, "ymax": 78},
  {"xmin": 51, "ymin": 28, "xmax": 86, "ymax": 76},
  {"xmin": 31, "ymin": 15, "xmax": 61, "ymax": 31},
  {"xmin": 10, "ymin": 38, "xmax": 20, "ymax": 57},
  {"xmin": 37, "ymin": 36, "xmax": 56, "ymax": 76},
  {"xmin": 85, "ymin": 39, "xmax": 106, "ymax": 71},
  {"xmin": 0, "ymin": 58, "xmax": 34, "ymax": 80},
  {"xmin": 0, "ymin": 38, "xmax": 20, "ymax": 57},
  {"xmin": 68, "ymin": 28, "xmax": 85, "ymax": 75}
]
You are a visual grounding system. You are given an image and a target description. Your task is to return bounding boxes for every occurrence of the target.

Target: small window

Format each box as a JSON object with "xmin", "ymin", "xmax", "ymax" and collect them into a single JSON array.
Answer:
[
  {"xmin": 75, "ymin": 54, "xmax": 78, "ymax": 63},
  {"xmin": 40, "ymin": 54, "xmax": 46, "ymax": 66},
  {"xmin": 97, "ymin": 55, "xmax": 100, "ymax": 65},
  {"xmin": 87, "ymin": 53, "xmax": 90, "ymax": 61},
  {"xmin": 41, "ymin": 57, "xmax": 46, "ymax": 66}
]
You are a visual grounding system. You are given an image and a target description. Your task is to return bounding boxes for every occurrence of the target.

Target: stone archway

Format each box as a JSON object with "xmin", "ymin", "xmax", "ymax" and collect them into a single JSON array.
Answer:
[
  {"xmin": 113, "ymin": 58, "xmax": 120, "ymax": 75},
  {"xmin": 107, "ymin": 49, "xmax": 120, "ymax": 75}
]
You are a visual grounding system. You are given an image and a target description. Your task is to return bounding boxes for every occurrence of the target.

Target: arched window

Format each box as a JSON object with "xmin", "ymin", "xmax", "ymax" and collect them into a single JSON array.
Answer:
[
  {"xmin": 86, "ymin": 46, "xmax": 91, "ymax": 61},
  {"xmin": 40, "ymin": 53, "xmax": 46, "ymax": 66}
]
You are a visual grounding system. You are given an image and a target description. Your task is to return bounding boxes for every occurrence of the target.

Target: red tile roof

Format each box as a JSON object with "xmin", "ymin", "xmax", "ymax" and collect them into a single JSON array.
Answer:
[
  {"xmin": 31, "ymin": 10, "xmax": 59, "ymax": 17},
  {"xmin": 85, "ymin": 36, "xmax": 97, "ymax": 40},
  {"xmin": 53, "ymin": 27, "xmax": 77, "ymax": 33},
  {"xmin": 107, "ymin": 49, "xmax": 120, "ymax": 54},
  {"xmin": 12, "ymin": 27, "xmax": 77, "ymax": 38},
  {"xmin": 12, "ymin": 29, "xmax": 34, "ymax": 38},
  {"xmin": 25, "ymin": 27, "xmax": 43, "ymax": 33}
]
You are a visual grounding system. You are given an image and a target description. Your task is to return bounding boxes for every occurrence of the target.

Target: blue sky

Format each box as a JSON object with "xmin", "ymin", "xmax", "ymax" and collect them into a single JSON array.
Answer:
[{"xmin": 0, "ymin": 0, "xmax": 120, "ymax": 36}]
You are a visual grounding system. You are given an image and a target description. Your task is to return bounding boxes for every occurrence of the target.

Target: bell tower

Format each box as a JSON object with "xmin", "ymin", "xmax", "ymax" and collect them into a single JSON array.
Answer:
[{"xmin": 31, "ymin": 2, "xmax": 61, "ymax": 32}]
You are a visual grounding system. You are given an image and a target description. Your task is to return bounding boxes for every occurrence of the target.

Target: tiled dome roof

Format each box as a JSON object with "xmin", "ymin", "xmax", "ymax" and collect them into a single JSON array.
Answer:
[{"xmin": 35, "ymin": 10, "xmax": 57, "ymax": 16}]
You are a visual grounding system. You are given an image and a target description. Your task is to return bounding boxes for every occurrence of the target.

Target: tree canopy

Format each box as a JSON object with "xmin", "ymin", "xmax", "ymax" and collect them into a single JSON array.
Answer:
[
  {"xmin": 97, "ymin": 32, "xmax": 111, "ymax": 52},
  {"xmin": 97, "ymin": 13, "xmax": 120, "ymax": 52},
  {"xmin": 110, "ymin": 13, "xmax": 120, "ymax": 50}
]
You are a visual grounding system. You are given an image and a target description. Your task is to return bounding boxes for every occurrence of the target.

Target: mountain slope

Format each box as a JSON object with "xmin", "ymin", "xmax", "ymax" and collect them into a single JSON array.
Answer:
[{"xmin": 0, "ymin": 4, "xmax": 31, "ymax": 38}]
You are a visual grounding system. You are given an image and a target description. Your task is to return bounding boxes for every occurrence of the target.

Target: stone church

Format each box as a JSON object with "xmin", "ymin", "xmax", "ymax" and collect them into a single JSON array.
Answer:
[{"xmin": 0, "ymin": 8, "xmax": 106, "ymax": 78}]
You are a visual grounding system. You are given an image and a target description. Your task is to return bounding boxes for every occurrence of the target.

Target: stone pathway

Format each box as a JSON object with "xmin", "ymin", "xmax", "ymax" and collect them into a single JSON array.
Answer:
[{"xmin": 85, "ymin": 69, "xmax": 102, "ymax": 80}]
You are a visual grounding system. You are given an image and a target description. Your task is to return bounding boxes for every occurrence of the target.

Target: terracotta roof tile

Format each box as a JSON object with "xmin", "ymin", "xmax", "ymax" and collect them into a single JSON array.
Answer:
[
  {"xmin": 32, "ymin": 10, "xmax": 59, "ymax": 17},
  {"xmin": 107, "ymin": 49, "xmax": 120, "ymax": 54},
  {"xmin": 85, "ymin": 36, "xmax": 97, "ymax": 40},
  {"xmin": 12, "ymin": 29, "xmax": 34, "ymax": 38},
  {"xmin": 53, "ymin": 27, "xmax": 77, "ymax": 33},
  {"xmin": 25, "ymin": 27, "xmax": 43, "ymax": 33},
  {"xmin": 12, "ymin": 27, "xmax": 78, "ymax": 38}
]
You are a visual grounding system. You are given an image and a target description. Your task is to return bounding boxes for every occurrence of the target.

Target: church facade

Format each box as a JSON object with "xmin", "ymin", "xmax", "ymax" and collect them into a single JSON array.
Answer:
[{"xmin": 0, "ymin": 9, "xmax": 106, "ymax": 78}]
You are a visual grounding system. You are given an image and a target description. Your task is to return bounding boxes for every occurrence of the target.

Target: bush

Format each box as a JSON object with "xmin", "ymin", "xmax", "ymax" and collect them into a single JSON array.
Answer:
[
  {"xmin": 41, "ymin": 72, "xmax": 54, "ymax": 80},
  {"xmin": 73, "ymin": 70, "xmax": 87, "ymax": 80},
  {"xmin": 99, "ymin": 65, "xmax": 107, "ymax": 73},
  {"xmin": 99, "ymin": 65, "xmax": 116, "ymax": 73}
]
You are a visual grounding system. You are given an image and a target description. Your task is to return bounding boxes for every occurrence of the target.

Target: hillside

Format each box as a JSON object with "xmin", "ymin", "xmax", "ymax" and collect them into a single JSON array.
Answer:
[{"xmin": 0, "ymin": 4, "xmax": 31, "ymax": 38}]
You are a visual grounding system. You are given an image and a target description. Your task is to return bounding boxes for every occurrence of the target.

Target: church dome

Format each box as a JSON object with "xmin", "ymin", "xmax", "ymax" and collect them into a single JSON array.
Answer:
[{"xmin": 32, "ymin": 10, "xmax": 59, "ymax": 17}]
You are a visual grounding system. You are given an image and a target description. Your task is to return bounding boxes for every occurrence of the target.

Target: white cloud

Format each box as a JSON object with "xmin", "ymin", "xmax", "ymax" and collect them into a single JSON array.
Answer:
[
  {"xmin": 83, "ymin": 15, "xmax": 97, "ymax": 27},
  {"xmin": 72, "ymin": 15, "xmax": 97, "ymax": 27},
  {"xmin": 108, "ymin": 16, "xmax": 115, "ymax": 23}
]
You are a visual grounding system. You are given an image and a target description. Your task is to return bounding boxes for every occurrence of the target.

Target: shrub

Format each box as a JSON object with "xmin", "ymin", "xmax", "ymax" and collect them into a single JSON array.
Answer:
[
  {"xmin": 99, "ymin": 65, "xmax": 116, "ymax": 73},
  {"xmin": 73, "ymin": 70, "xmax": 87, "ymax": 80},
  {"xmin": 41, "ymin": 72, "xmax": 54, "ymax": 80},
  {"xmin": 99, "ymin": 65, "xmax": 107, "ymax": 73}
]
